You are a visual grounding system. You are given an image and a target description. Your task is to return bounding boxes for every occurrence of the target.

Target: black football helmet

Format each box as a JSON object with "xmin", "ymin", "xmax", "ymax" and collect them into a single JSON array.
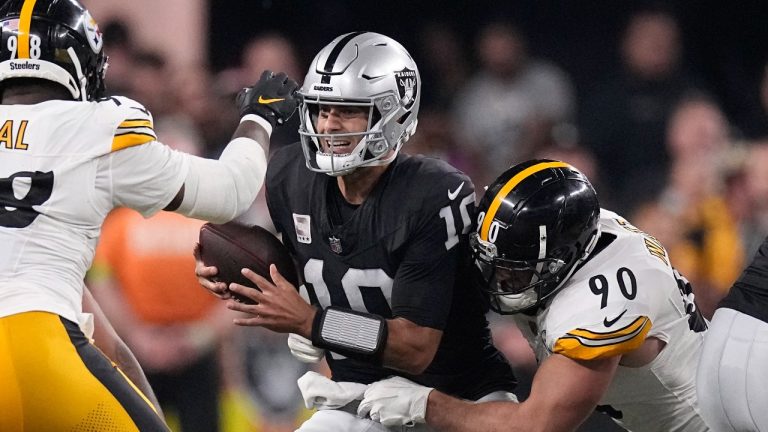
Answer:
[
  {"xmin": 471, "ymin": 160, "xmax": 601, "ymax": 314},
  {"xmin": 0, "ymin": 0, "xmax": 108, "ymax": 101}
]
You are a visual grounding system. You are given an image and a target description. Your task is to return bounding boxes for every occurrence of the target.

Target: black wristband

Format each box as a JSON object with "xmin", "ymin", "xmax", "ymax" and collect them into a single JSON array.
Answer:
[{"xmin": 311, "ymin": 306, "xmax": 388, "ymax": 365}]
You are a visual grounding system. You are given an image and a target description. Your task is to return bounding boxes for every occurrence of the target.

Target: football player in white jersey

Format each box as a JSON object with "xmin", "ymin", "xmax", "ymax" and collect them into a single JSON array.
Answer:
[
  {"xmin": 358, "ymin": 160, "xmax": 712, "ymax": 432},
  {"xmin": 0, "ymin": 0, "xmax": 297, "ymax": 430},
  {"xmin": 697, "ymin": 237, "xmax": 768, "ymax": 432}
]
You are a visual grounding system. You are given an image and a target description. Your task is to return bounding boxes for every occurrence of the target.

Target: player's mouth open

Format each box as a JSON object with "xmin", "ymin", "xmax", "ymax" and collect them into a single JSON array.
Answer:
[{"xmin": 324, "ymin": 139, "xmax": 352, "ymax": 153}]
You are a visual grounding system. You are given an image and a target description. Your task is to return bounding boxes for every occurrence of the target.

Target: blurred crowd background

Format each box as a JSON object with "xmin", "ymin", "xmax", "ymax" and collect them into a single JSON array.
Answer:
[{"xmin": 80, "ymin": 1, "xmax": 768, "ymax": 431}]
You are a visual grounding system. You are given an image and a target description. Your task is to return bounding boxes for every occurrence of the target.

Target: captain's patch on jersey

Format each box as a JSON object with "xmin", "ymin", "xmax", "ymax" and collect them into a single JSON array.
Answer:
[{"xmin": 293, "ymin": 213, "xmax": 311, "ymax": 244}]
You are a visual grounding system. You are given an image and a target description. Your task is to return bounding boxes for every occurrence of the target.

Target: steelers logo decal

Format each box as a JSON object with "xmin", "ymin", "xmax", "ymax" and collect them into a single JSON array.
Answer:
[{"xmin": 82, "ymin": 11, "xmax": 103, "ymax": 54}]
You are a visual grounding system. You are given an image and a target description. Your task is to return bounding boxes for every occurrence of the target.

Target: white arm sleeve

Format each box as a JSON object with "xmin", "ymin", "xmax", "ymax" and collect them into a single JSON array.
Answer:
[{"xmin": 175, "ymin": 137, "xmax": 267, "ymax": 223}]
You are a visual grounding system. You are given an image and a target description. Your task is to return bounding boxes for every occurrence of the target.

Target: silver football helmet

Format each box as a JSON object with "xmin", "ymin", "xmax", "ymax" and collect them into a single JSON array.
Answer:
[{"xmin": 298, "ymin": 32, "xmax": 421, "ymax": 176}]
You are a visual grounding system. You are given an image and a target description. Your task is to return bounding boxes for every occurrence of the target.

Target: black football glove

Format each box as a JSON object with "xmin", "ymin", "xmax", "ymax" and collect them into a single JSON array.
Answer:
[{"xmin": 236, "ymin": 69, "xmax": 299, "ymax": 128}]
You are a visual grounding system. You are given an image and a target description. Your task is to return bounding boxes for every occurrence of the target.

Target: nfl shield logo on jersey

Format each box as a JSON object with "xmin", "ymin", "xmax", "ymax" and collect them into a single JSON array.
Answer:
[{"xmin": 329, "ymin": 236, "xmax": 342, "ymax": 254}]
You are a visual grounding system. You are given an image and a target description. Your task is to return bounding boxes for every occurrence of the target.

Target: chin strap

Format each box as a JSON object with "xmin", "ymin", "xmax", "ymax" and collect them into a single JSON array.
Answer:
[{"xmin": 66, "ymin": 47, "xmax": 86, "ymax": 101}]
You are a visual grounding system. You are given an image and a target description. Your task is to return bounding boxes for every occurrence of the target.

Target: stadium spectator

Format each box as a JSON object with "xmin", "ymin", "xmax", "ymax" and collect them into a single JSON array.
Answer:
[
  {"xmin": 452, "ymin": 21, "xmax": 576, "ymax": 187},
  {"xmin": 579, "ymin": 6, "xmax": 706, "ymax": 214},
  {"xmin": 632, "ymin": 94, "xmax": 743, "ymax": 318}
]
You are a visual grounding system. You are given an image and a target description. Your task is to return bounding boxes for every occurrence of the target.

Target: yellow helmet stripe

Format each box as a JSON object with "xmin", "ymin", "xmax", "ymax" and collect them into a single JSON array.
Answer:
[
  {"xmin": 18, "ymin": 0, "xmax": 38, "ymax": 59},
  {"xmin": 479, "ymin": 161, "xmax": 570, "ymax": 241}
]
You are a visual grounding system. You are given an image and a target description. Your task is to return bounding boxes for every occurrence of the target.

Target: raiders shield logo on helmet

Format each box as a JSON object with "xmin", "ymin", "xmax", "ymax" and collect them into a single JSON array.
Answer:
[{"xmin": 395, "ymin": 68, "xmax": 418, "ymax": 109}]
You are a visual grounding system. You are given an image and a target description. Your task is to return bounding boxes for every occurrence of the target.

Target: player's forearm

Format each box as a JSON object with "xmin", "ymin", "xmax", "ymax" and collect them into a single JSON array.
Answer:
[
  {"xmin": 174, "ymin": 137, "xmax": 267, "ymax": 223},
  {"xmin": 382, "ymin": 317, "xmax": 441, "ymax": 374},
  {"xmin": 427, "ymin": 392, "xmax": 578, "ymax": 432},
  {"xmin": 231, "ymin": 116, "xmax": 270, "ymax": 152},
  {"xmin": 426, "ymin": 391, "xmax": 534, "ymax": 432}
]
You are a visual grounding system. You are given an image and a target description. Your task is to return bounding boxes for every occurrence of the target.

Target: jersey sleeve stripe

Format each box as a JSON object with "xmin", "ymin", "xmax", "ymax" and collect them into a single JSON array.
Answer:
[
  {"xmin": 553, "ymin": 317, "xmax": 652, "ymax": 360},
  {"xmin": 118, "ymin": 119, "xmax": 153, "ymax": 129},
  {"xmin": 567, "ymin": 316, "xmax": 649, "ymax": 340},
  {"xmin": 111, "ymin": 132, "xmax": 156, "ymax": 152}
]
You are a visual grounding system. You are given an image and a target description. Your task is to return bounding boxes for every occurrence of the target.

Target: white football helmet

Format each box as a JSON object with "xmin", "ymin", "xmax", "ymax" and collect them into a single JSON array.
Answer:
[{"xmin": 298, "ymin": 32, "xmax": 421, "ymax": 176}]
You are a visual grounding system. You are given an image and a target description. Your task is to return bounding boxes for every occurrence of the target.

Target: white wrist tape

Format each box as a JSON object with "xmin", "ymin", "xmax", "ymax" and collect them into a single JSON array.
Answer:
[{"xmin": 240, "ymin": 114, "xmax": 273, "ymax": 136}]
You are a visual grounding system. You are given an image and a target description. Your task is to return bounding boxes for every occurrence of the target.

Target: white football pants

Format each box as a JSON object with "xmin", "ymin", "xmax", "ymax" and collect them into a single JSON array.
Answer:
[{"xmin": 697, "ymin": 308, "xmax": 768, "ymax": 432}]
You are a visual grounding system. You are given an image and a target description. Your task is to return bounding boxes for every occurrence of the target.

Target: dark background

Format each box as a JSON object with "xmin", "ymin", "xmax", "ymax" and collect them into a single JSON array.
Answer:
[{"xmin": 209, "ymin": 0, "xmax": 768, "ymax": 126}]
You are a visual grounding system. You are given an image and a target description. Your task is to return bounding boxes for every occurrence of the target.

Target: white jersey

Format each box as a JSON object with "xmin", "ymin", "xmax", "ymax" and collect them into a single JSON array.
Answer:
[
  {"xmin": 0, "ymin": 96, "xmax": 189, "ymax": 324},
  {"xmin": 513, "ymin": 209, "xmax": 710, "ymax": 432}
]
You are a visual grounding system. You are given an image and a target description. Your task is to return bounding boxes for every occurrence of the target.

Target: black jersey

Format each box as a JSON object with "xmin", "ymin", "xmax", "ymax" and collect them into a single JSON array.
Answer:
[
  {"xmin": 720, "ymin": 236, "xmax": 768, "ymax": 323},
  {"xmin": 266, "ymin": 143, "xmax": 516, "ymax": 400}
]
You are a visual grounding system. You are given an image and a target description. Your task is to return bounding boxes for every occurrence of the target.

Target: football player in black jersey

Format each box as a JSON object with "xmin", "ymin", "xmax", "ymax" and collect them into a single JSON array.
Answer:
[
  {"xmin": 195, "ymin": 32, "xmax": 517, "ymax": 430},
  {"xmin": 697, "ymin": 238, "xmax": 768, "ymax": 432}
]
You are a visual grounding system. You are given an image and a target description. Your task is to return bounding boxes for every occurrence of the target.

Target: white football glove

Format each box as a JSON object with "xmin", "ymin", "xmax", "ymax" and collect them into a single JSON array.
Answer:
[
  {"xmin": 357, "ymin": 376, "xmax": 434, "ymax": 427},
  {"xmin": 297, "ymin": 371, "xmax": 368, "ymax": 410},
  {"xmin": 287, "ymin": 333, "xmax": 324, "ymax": 363}
]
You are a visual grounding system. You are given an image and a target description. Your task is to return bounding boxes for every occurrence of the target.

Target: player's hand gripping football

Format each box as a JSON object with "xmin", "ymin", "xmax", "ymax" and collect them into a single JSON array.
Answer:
[
  {"xmin": 227, "ymin": 264, "xmax": 317, "ymax": 337},
  {"xmin": 193, "ymin": 243, "xmax": 231, "ymax": 300},
  {"xmin": 237, "ymin": 69, "xmax": 299, "ymax": 128}
]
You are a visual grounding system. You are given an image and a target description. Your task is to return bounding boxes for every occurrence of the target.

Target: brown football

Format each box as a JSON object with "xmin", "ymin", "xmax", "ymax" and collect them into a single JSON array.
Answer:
[{"xmin": 198, "ymin": 222, "xmax": 299, "ymax": 304}]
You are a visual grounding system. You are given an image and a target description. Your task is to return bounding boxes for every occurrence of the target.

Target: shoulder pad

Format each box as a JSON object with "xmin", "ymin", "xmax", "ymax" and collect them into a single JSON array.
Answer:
[
  {"xmin": 97, "ymin": 96, "xmax": 157, "ymax": 152},
  {"xmin": 400, "ymin": 156, "xmax": 475, "ymax": 206}
]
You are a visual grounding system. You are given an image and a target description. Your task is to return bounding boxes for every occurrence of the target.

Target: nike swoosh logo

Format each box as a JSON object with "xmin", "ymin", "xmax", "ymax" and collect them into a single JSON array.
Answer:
[
  {"xmin": 448, "ymin": 182, "xmax": 465, "ymax": 200},
  {"xmin": 603, "ymin": 309, "xmax": 628, "ymax": 327},
  {"xmin": 258, "ymin": 96, "xmax": 285, "ymax": 104}
]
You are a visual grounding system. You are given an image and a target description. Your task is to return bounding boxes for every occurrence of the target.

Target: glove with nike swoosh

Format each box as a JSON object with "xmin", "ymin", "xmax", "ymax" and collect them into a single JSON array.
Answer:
[{"xmin": 236, "ymin": 69, "xmax": 299, "ymax": 128}]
